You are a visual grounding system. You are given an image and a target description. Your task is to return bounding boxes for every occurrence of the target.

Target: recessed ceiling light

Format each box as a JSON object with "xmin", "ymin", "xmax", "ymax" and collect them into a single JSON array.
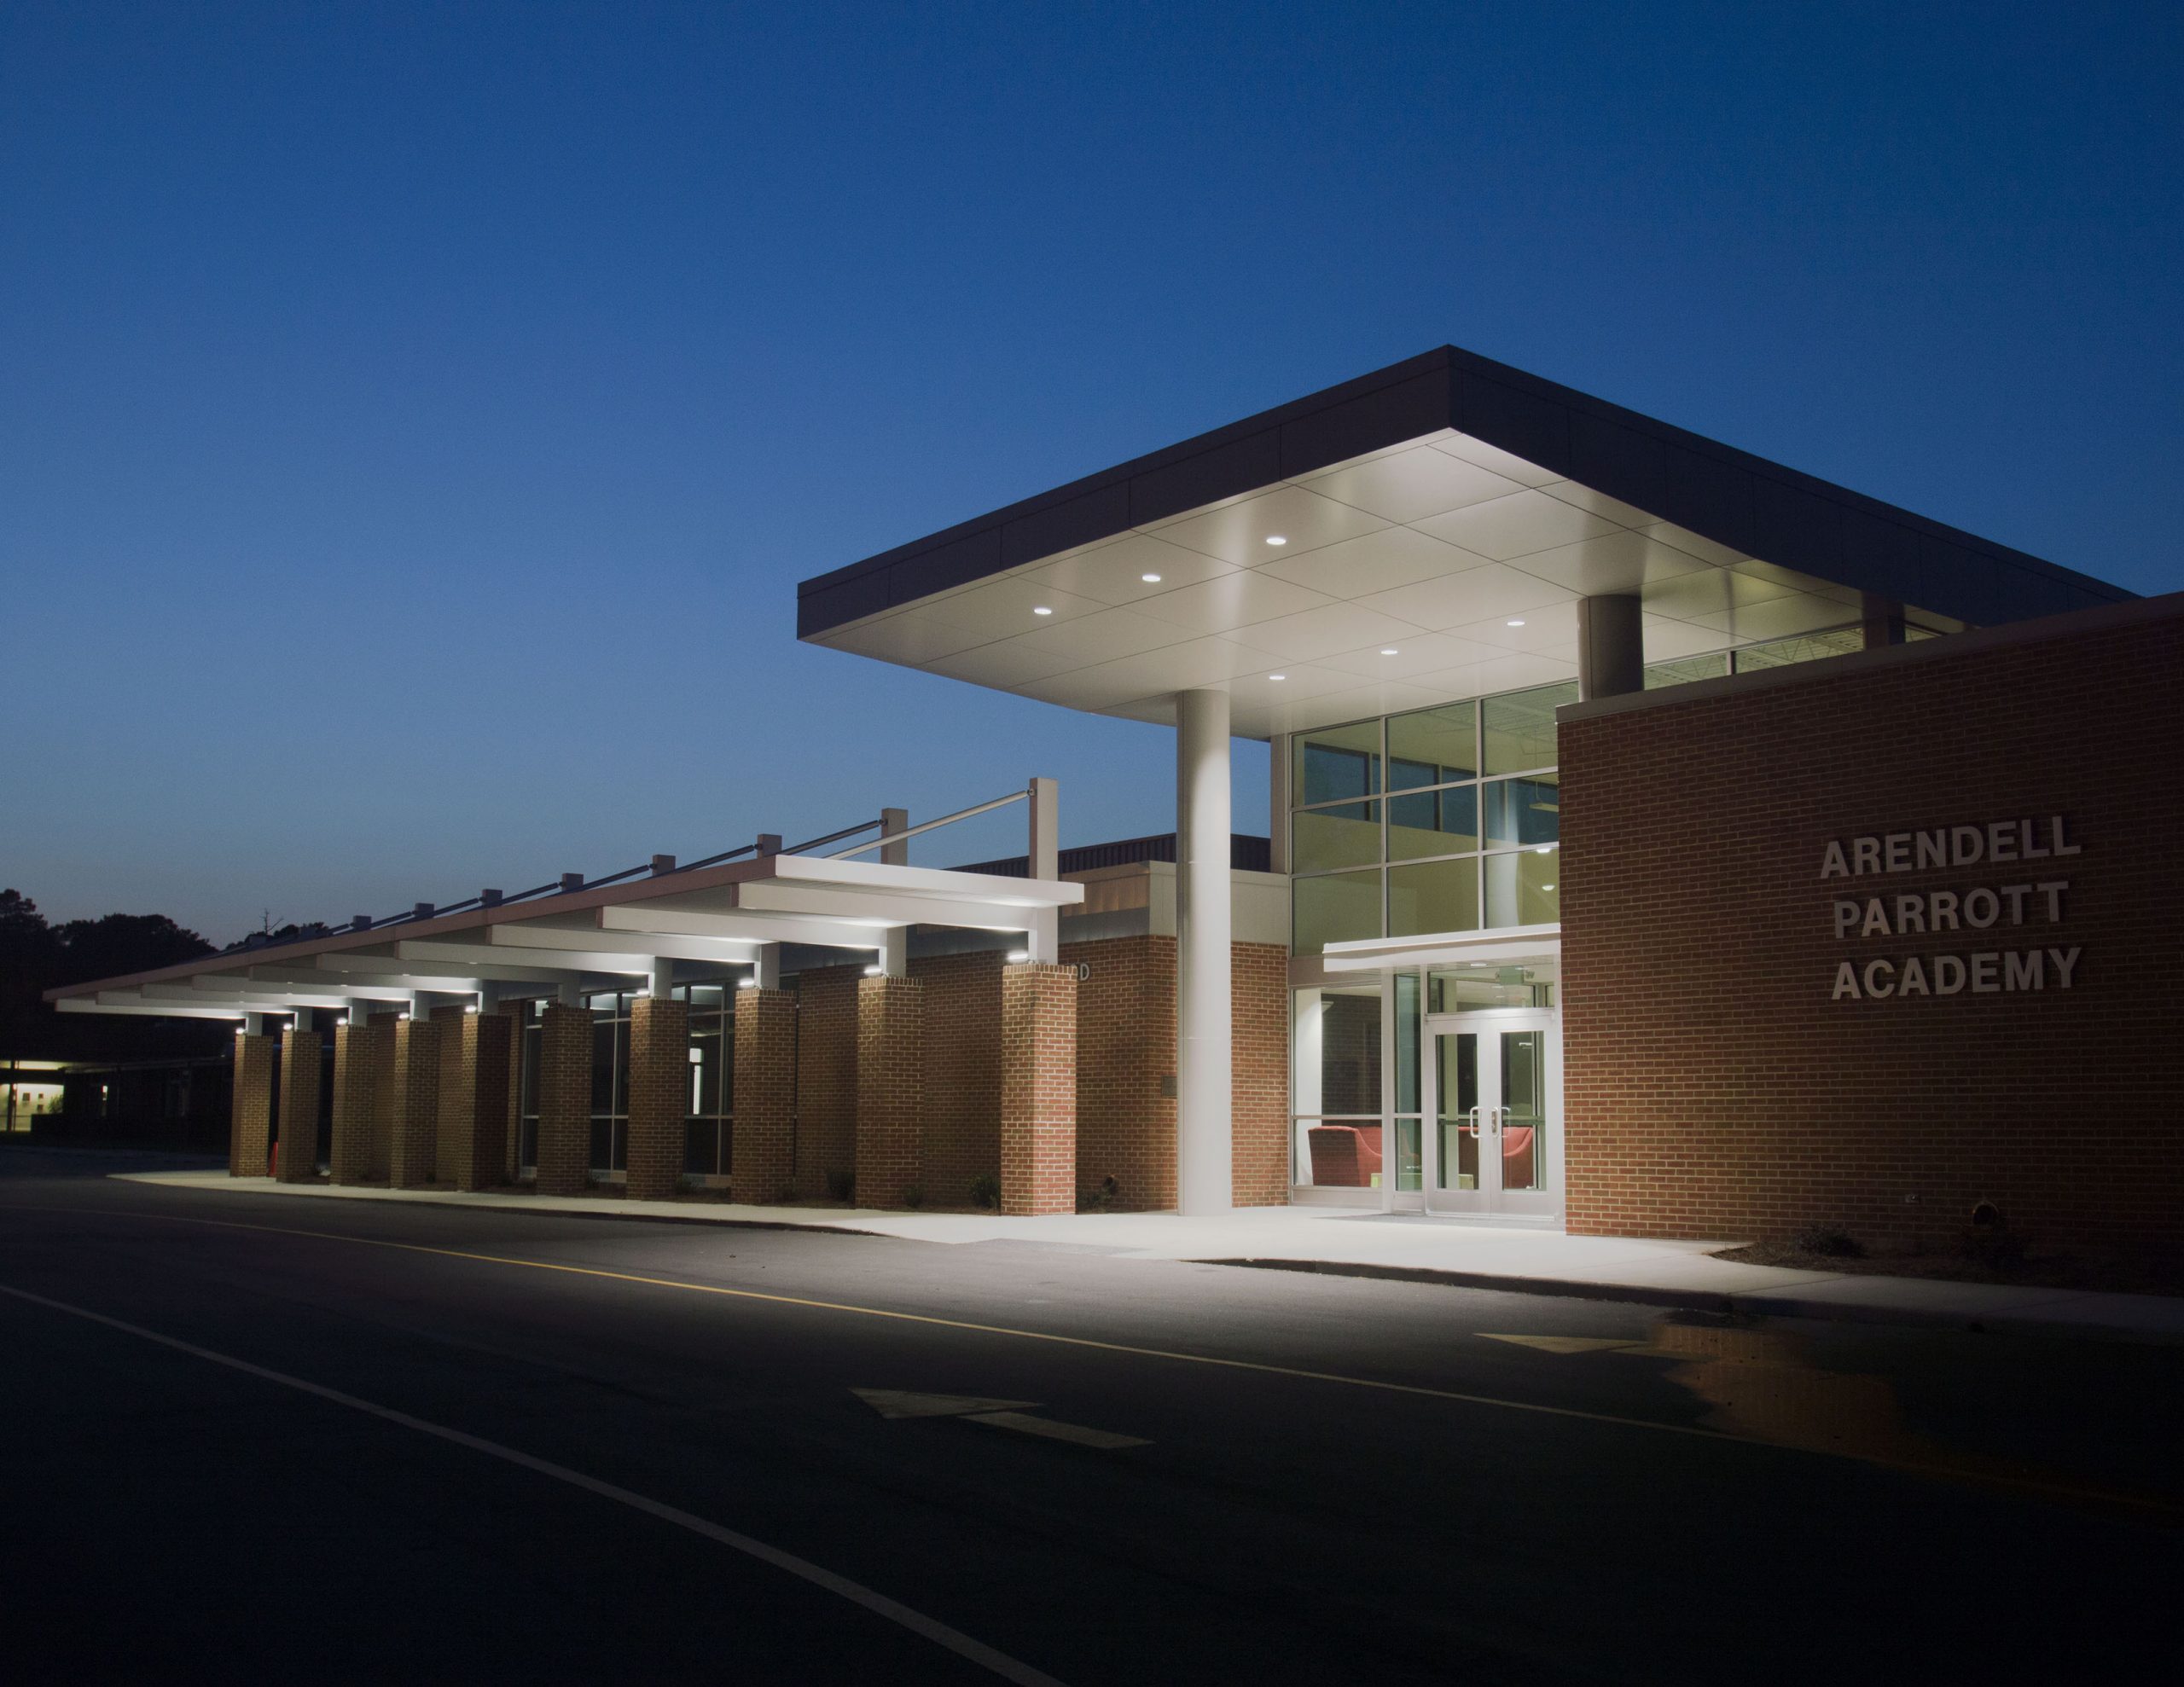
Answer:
[
  {"xmin": 1264, "ymin": 535, "xmax": 1288, "ymax": 547},
  {"xmin": 1032, "ymin": 606, "xmax": 1054, "ymax": 616},
  {"xmin": 1268, "ymin": 673, "xmax": 1287, "ymax": 681},
  {"xmin": 1140, "ymin": 572, "xmax": 1162, "ymax": 583},
  {"xmin": 1507, "ymin": 618, "xmax": 1526, "ymax": 627},
  {"xmin": 1380, "ymin": 647, "xmax": 1399, "ymax": 656},
  {"xmin": 1542, "ymin": 884, "xmax": 1556, "ymax": 892}
]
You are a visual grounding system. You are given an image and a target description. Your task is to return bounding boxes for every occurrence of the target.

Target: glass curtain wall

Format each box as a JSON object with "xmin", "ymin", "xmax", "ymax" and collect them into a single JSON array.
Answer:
[{"xmin": 1291, "ymin": 681, "xmax": 1574, "ymax": 956}]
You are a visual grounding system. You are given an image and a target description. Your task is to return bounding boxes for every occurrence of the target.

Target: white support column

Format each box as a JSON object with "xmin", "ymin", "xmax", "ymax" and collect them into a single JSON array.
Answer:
[
  {"xmin": 648, "ymin": 955, "xmax": 675, "ymax": 1000},
  {"xmin": 477, "ymin": 979, "xmax": 501, "ymax": 1014},
  {"xmin": 1027, "ymin": 777, "xmax": 1059, "ymax": 881},
  {"xmin": 880, "ymin": 927, "xmax": 908, "ymax": 977},
  {"xmin": 1268, "ymin": 734, "xmax": 1290, "ymax": 875},
  {"xmin": 243, "ymin": 1012, "xmax": 265, "ymax": 1036},
  {"xmin": 291, "ymin": 1006, "xmax": 313, "ymax": 1033},
  {"xmin": 1175, "ymin": 687, "xmax": 1233, "ymax": 1215},
  {"xmin": 754, "ymin": 942, "xmax": 781, "ymax": 990},
  {"xmin": 880, "ymin": 807, "xmax": 909, "ymax": 867},
  {"xmin": 1025, "ymin": 907, "xmax": 1060, "ymax": 966},
  {"xmin": 556, "ymin": 979, "xmax": 582, "ymax": 1009}
]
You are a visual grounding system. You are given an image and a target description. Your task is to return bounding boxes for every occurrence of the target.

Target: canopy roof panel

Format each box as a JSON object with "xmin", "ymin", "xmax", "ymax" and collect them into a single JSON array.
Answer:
[{"xmin": 798, "ymin": 346, "xmax": 2130, "ymax": 737}]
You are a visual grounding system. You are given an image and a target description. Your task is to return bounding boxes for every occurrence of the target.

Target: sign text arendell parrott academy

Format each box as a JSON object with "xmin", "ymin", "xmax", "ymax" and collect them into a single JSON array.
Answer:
[{"xmin": 1819, "ymin": 816, "xmax": 2082, "ymax": 1001}]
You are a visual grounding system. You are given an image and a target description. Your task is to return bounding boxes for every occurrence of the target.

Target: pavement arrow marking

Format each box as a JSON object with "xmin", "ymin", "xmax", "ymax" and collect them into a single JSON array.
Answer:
[
  {"xmin": 853, "ymin": 1389, "xmax": 1151, "ymax": 1450},
  {"xmin": 1477, "ymin": 1334, "xmax": 1653, "ymax": 1354}
]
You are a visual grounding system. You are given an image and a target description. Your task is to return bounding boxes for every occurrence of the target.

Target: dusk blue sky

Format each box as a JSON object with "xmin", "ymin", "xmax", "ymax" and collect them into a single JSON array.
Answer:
[{"xmin": 5, "ymin": 2, "xmax": 2179, "ymax": 943}]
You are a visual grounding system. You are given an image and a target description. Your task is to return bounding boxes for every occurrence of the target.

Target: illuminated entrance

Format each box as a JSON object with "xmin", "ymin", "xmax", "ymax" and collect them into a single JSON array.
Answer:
[{"xmin": 1425, "ymin": 1010, "xmax": 1559, "ymax": 1216}]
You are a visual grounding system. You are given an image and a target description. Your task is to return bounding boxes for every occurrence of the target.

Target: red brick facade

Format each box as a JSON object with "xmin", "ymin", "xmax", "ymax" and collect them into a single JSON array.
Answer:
[
  {"xmin": 855, "ymin": 975, "xmax": 923, "ymax": 1207},
  {"xmin": 1065, "ymin": 935, "xmax": 1176, "ymax": 1210},
  {"xmin": 1231, "ymin": 942, "xmax": 1290, "ymax": 1206},
  {"xmin": 624, "ymin": 994, "xmax": 689, "ymax": 1201},
  {"xmin": 387, "ymin": 1016, "xmax": 440, "ymax": 1189},
  {"xmin": 229, "ymin": 1032, "xmax": 274, "ymax": 1177},
  {"xmin": 917, "ymin": 951, "xmax": 1004, "ymax": 1208},
  {"xmin": 444, "ymin": 1010, "xmax": 515, "ymax": 1193},
  {"xmin": 793, "ymin": 965, "xmax": 858, "ymax": 1199},
  {"xmin": 533, "ymin": 1004, "xmax": 593, "ymax": 1198},
  {"xmin": 1000, "ymin": 962, "xmax": 1077, "ymax": 1215},
  {"xmin": 1560, "ymin": 600, "xmax": 2184, "ymax": 1255},
  {"xmin": 275, "ymin": 1028, "xmax": 322, "ymax": 1181},
  {"xmin": 328, "ymin": 1019, "xmax": 379, "ymax": 1185},
  {"xmin": 732, "ymin": 987, "xmax": 798, "ymax": 1203}
]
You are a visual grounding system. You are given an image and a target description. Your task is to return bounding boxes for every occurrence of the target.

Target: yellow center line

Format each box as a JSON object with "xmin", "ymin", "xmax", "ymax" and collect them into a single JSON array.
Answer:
[{"xmin": 23, "ymin": 1202, "xmax": 2179, "ymax": 1521}]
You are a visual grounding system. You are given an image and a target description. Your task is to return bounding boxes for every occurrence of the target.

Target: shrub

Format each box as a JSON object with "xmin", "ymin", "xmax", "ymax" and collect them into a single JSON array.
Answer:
[
  {"xmin": 968, "ymin": 1172, "xmax": 1000, "ymax": 1210},
  {"xmin": 1791, "ymin": 1223, "xmax": 1864, "ymax": 1259},
  {"xmin": 903, "ymin": 1183, "xmax": 924, "ymax": 1209},
  {"xmin": 824, "ymin": 1168, "xmax": 854, "ymax": 1203}
]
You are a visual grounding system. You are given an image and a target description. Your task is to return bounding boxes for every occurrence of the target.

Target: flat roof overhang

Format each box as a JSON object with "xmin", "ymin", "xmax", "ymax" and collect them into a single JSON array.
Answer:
[
  {"xmin": 46, "ymin": 853, "xmax": 1085, "ymax": 1018},
  {"xmin": 797, "ymin": 345, "xmax": 2132, "ymax": 737}
]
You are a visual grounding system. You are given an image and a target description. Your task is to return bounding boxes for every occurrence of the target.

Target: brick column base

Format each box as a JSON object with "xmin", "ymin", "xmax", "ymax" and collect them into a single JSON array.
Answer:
[
  {"xmin": 431, "ymin": 1004, "xmax": 469, "ymax": 1183},
  {"xmin": 328, "ymin": 1021, "xmax": 380, "ymax": 1185},
  {"xmin": 732, "ymin": 988, "xmax": 797, "ymax": 1203},
  {"xmin": 624, "ymin": 994, "xmax": 689, "ymax": 1201},
  {"xmin": 535, "ymin": 1004, "xmax": 595, "ymax": 1198},
  {"xmin": 276, "ymin": 1029, "xmax": 323, "ymax": 1181},
  {"xmin": 855, "ymin": 975, "xmax": 923, "ymax": 1208},
  {"xmin": 439, "ymin": 1010, "xmax": 517, "ymax": 1192},
  {"xmin": 229, "ymin": 1033, "xmax": 276, "ymax": 1177},
  {"xmin": 458, "ymin": 1008, "xmax": 513, "ymax": 1187},
  {"xmin": 388, "ymin": 1017, "xmax": 441, "ymax": 1189},
  {"xmin": 1001, "ymin": 963, "xmax": 1077, "ymax": 1215}
]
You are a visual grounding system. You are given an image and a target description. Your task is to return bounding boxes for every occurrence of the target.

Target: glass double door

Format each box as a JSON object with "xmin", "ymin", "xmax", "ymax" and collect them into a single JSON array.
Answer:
[{"xmin": 1425, "ymin": 1012, "xmax": 1559, "ymax": 1216}]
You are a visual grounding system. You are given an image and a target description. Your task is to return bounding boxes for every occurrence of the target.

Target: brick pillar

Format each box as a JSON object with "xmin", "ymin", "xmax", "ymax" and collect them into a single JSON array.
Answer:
[
  {"xmin": 454, "ymin": 1009, "xmax": 516, "ymax": 1193},
  {"xmin": 624, "ymin": 994, "xmax": 689, "ymax": 1202},
  {"xmin": 328, "ymin": 1019, "xmax": 380, "ymax": 1185},
  {"xmin": 535, "ymin": 1003, "xmax": 594, "ymax": 1198},
  {"xmin": 732, "ymin": 987, "xmax": 797, "ymax": 1203},
  {"xmin": 1001, "ymin": 962, "xmax": 1077, "ymax": 1215},
  {"xmin": 276, "ymin": 1029, "xmax": 323, "ymax": 1182},
  {"xmin": 367, "ymin": 1012, "xmax": 397, "ymax": 1178},
  {"xmin": 501, "ymin": 1003, "xmax": 526, "ymax": 1182},
  {"xmin": 229, "ymin": 1032, "xmax": 276, "ymax": 1177},
  {"xmin": 432, "ymin": 1003, "xmax": 468, "ymax": 1183},
  {"xmin": 388, "ymin": 1016, "xmax": 440, "ymax": 1189},
  {"xmin": 855, "ymin": 975, "xmax": 923, "ymax": 1208}
]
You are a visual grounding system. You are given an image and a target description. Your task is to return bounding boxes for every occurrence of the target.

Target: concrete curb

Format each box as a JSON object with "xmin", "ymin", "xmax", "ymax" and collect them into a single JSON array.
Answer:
[
  {"xmin": 102, "ymin": 1174, "xmax": 2184, "ymax": 1347},
  {"xmin": 1205, "ymin": 1257, "xmax": 2184, "ymax": 1348}
]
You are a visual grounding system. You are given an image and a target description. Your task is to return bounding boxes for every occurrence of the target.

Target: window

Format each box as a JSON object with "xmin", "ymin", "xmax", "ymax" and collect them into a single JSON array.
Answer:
[
  {"xmin": 1293, "ymin": 719, "xmax": 1380, "ymax": 804},
  {"xmin": 1289, "ymin": 681, "xmax": 1574, "ymax": 952}
]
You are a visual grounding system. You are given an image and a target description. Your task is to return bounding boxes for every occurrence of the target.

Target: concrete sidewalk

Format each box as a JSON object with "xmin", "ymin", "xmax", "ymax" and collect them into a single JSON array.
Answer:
[{"xmin": 115, "ymin": 1170, "xmax": 2184, "ymax": 1345}]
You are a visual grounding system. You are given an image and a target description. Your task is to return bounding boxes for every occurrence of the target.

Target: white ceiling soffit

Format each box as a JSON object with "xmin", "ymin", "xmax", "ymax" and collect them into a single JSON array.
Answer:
[{"xmin": 815, "ymin": 430, "xmax": 1876, "ymax": 738}]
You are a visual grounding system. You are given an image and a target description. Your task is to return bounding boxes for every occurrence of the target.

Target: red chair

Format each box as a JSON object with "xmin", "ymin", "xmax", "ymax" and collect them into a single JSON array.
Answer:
[
  {"xmin": 1502, "ymin": 1127, "xmax": 1535, "ymax": 1191},
  {"xmin": 1306, "ymin": 1124, "xmax": 1384, "ymax": 1187}
]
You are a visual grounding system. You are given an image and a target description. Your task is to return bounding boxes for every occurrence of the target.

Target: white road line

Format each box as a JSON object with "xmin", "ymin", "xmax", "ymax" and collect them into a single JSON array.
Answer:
[
  {"xmin": 0, "ymin": 1282, "xmax": 1067, "ymax": 1687},
  {"xmin": 965, "ymin": 1411, "xmax": 1150, "ymax": 1451}
]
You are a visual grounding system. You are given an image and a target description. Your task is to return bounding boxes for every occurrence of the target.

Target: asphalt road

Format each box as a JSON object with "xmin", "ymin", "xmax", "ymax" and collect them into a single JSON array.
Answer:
[{"xmin": 1, "ymin": 1150, "xmax": 2175, "ymax": 1684}]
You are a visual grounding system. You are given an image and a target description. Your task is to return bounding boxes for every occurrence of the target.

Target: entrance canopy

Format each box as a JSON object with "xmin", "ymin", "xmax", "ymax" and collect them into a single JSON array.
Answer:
[
  {"xmin": 798, "ymin": 346, "xmax": 2129, "ymax": 737},
  {"xmin": 48, "ymin": 825, "xmax": 1085, "ymax": 1022}
]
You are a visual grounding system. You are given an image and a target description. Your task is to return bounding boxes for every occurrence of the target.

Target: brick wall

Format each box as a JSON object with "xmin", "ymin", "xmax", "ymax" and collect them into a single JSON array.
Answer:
[
  {"xmin": 229, "ymin": 1032, "xmax": 274, "ymax": 1177},
  {"xmin": 1560, "ymin": 602, "xmax": 2184, "ymax": 1255},
  {"xmin": 431, "ymin": 1003, "xmax": 468, "ymax": 1183},
  {"xmin": 328, "ymin": 1021, "xmax": 378, "ymax": 1185},
  {"xmin": 624, "ymin": 995, "xmax": 688, "ymax": 1201},
  {"xmin": 447, "ymin": 1010, "xmax": 515, "ymax": 1193},
  {"xmin": 367, "ymin": 1012, "xmax": 398, "ymax": 1179},
  {"xmin": 276, "ymin": 1029, "xmax": 322, "ymax": 1181},
  {"xmin": 1064, "ymin": 935, "xmax": 1175, "ymax": 1211},
  {"xmin": 387, "ymin": 1017, "xmax": 440, "ymax": 1189},
  {"xmin": 733, "ymin": 988, "xmax": 798, "ymax": 1202},
  {"xmin": 794, "ymin": 965, "xmax": 859, "ymax": 1198},
  {"xmin": 915, "ymin": 950, "xmax": 1004, "ymax": 1208},
  {"xmin": 1001, "ymin": 962, "xmax": 1077, "ymax": 1215},
  {"xmin": 1232, "ymin": 942, "xmax": 1290, "ymax": 1207},
  {"xmin": 855, "ymin": 975, "xmax": 923, "ymax": 1207},
  {"xmin": 534, "ymin": 1004, "xmax": 593, "ymax": 1198}
]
